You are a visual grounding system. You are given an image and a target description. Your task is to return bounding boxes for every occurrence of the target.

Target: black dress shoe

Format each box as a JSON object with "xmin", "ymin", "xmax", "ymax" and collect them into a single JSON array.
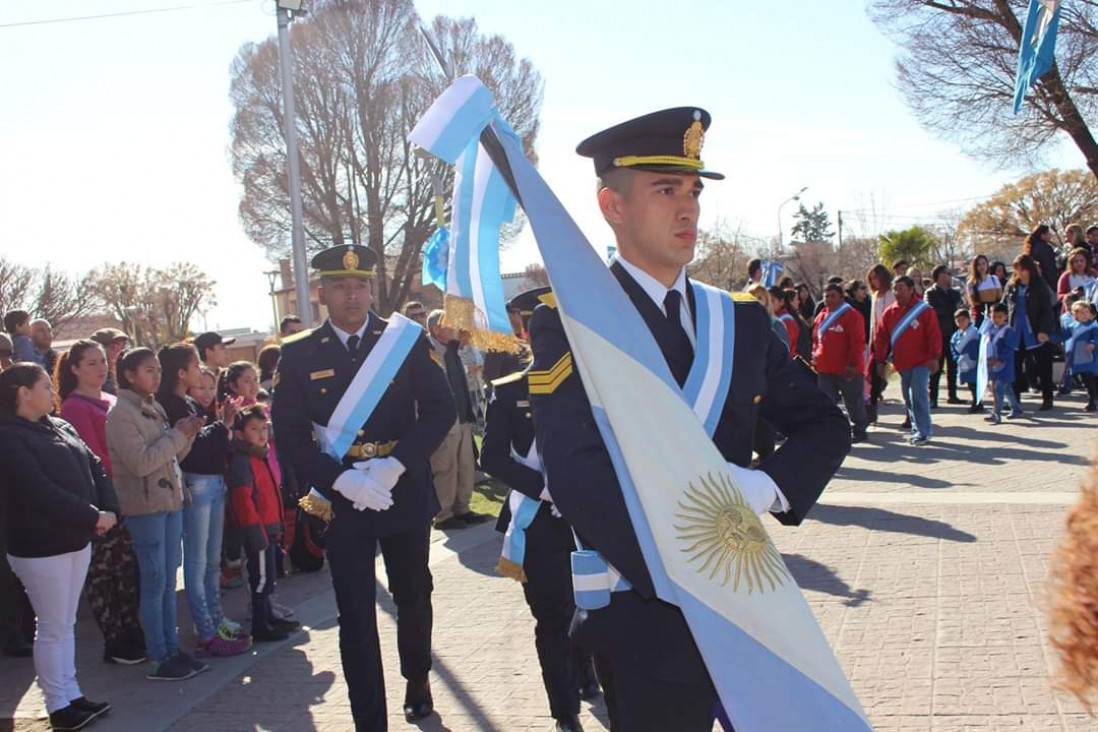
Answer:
[
  {"xmin": 947, "ymin": 396, "xmax": 965, "ymax": 405},
  {"xmin": 1039, "ymin": 401, "xmax": 1054, "ymax": 411},
  {"xmin": 48, "ymin": 705, "xmax": 95, "ymax": 731},
  {"xmin": 404, "ymin": 679, "xmax": 434, "ymax": 721},
  {"xmin": 901, "ymin": 418, "xmax": 912, "ymax": 429},
  {"xmin": 433, "ymin": 517, "xmax": 467, "ymax": 531},
  {"xmin": 555, "ymin": 716, "xmax": 584, "ymax": 732},
  {"xmin": 69, "ymin": 697, "xmax": 111, "ymax": 721},
  {"xmin": 458, "ymin": 510, "xmax": 491, "ymax": 524}
]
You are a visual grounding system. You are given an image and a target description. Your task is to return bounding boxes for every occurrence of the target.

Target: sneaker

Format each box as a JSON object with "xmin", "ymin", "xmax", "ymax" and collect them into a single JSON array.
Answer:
[
  {"xmin": 1008, "ymin": 410, "xmax": 1024, "ymax": 420},
  {"xmin": 146, "ymin": 656, "xmax": 198, "ymax": 682},
  {"xmin": 217, "ymin": 619, "xmax": 245, "ymax": 640},
  {"xmin": 104, "ymin": 641, "xmax": 147, "ymax": 666},
  {"xmin": 270, "ymin": 599, "xmax": 295, "ymax": 620},
  {"xmin": 986, "ymin": 413, "xmax": 1002, "ymax": 424},
  {"xmin": 174, "ymin": 651, "xmax": 210, "ymax": 675},
  {"xmin": 910, "ymin": 436, "xmax": 930, "ymax": 446},
  {"xmin": 195, "ymin": 634, "xmax": 251, "ymax": 658},
  {"xmin": 69, "ymin": 697, "xmax": 111, "ymax": 721},
  {"xmin": 252, "ymin": 626, "xmax": 291, "ymax": 643},
  {"xmin": 47, "ymin": 705, "xmax": 95, "ymax": 731}
]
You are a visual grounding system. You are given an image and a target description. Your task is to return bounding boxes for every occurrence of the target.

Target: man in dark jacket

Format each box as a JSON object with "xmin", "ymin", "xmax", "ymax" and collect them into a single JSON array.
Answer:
[{"xmin": 925, "ymin": 266, "xmax": 965, "ymax": 407}]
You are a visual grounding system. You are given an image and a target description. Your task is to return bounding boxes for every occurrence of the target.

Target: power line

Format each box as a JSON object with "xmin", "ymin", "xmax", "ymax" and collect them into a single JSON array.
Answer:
[
  {"xmin": 0, "ymin": 0, "xmax": 251, "ymax": 30},
  {"xmin": 839, "ymin": 193, "xmax": 996, "ymax": 215}
]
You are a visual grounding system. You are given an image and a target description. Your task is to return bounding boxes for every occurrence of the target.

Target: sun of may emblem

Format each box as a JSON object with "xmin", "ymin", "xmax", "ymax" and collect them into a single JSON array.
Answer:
[{"xmin": 675, "ymin": 473, "xmax": 789, "ymax": 594}]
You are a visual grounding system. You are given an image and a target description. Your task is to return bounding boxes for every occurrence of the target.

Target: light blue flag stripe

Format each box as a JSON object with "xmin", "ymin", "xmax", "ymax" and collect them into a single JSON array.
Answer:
[
  {"xmin": 422, "ymin": 226, "xmax": 449, "ymax": 289},
  {"xmin": 449, "ymin": 140, "xmax": 478, "ymax": 299},
  {"xmin": 706, "ymin": 293, "xmax": 737, "ymax": 435},
  {"xmin": 325, "ymin": 324, "xmax": 422, "ymax": 460},
  {"xmin": 681, "ymin": 288, "xmax": 712, "ymax": 408},
  {"xmin": 1013, "ymin": 0, "xmax": 1063, "ymax": 114},
  {"xmin": 412, "ymin": 77, "xmax": 495, "ymax": 164},
  {"xmin": 501, "ymin": 493, "xmax": 541, "ymax": 568}
]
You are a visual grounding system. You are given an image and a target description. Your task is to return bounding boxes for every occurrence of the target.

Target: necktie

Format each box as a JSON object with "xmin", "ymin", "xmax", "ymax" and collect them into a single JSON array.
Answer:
[
  {"xmin": 663, "ymin": 290, "xmax": 694, "ymax": 385},
  {"xmin": 346, "ymin": 334, "xmax": 360, "ymax": 360}
]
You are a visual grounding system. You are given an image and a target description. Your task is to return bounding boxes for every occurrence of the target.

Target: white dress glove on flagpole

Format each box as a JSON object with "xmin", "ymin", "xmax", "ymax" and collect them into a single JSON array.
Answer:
[
  {"xmin": 333, "ymin": 469, "xmax": 394, "ymax": 512},
  {"xmin": 726, "ymin": 462, "xmax": 790, "ymax": 516},
  {"xmin": 354, "ymin": 456, "xmax": 406, "ymax": 491}
]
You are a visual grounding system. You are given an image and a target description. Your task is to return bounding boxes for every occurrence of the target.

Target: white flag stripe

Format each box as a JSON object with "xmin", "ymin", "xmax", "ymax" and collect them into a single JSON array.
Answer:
[
  {"xmin": 468, "ymin": 144, "xmax": 493, "ymax": 328},
  {"xmin": 692, "ymin": 287, "xmax": 726, "ymax": 425}
]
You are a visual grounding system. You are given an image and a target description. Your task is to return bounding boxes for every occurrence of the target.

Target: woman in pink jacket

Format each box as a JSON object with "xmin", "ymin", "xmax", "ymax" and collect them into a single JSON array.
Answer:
[{"xmin": 56, "ymin": 339, "xmax": 146, "ymax": 665}]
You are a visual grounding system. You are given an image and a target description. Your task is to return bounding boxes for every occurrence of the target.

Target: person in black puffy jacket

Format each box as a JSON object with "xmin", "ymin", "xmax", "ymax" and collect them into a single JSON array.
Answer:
[{"xmin": 0, "ymin": 363, "xmax": 116, "ymax": 730}]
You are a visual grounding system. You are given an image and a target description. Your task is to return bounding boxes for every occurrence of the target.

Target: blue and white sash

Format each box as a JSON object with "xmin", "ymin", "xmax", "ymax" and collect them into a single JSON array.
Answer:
[
  {"xmin": 571, "ymin": 533, "xmax": 633, "ymax": 610},
  {"xmin": 311, "ymin": 314, "xmax": 423, "ymax": 461},
  {"xmin": 817, "ymin": 303, "xmax": 852, "ymax": 340},
  {"xmin": 681, "ymin": 282, "xmax": 737, "ymax": 436},
  {"xmin": 498, "ymin": 442, "xmax": 546, "ymax": 583},
  {"xmin": 890, "ymin": 300, "xmax": 931, "ymax": 350},
  {"xmin": 777, "ymin": 313, "xmax": 795, "ymax": 324}
]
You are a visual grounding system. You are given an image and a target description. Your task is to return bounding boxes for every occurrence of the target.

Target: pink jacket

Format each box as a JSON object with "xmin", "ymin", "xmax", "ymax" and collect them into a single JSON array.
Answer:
[{"xmin": 60, "ymin": 392, "xmax": 117, "ymax": 479}]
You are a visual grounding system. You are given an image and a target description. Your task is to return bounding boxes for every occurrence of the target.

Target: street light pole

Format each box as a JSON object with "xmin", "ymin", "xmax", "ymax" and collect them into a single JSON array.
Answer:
[
  {"xmin": 264, "ymin": 270, "xmax": 281, "ymax": 334},
  {"xmin": 276, "ymin": 3, "xmax": 311, "ymax": 327},
  {"xmin": 777, "ymin": 186, "xmax": 808, "ymax": 250}
]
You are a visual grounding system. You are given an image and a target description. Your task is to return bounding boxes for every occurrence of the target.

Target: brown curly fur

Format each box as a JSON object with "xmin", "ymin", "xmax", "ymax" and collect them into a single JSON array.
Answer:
[{"xmin": 1049, "ymin": 457, "xmax": 1098, "ymax": 713}]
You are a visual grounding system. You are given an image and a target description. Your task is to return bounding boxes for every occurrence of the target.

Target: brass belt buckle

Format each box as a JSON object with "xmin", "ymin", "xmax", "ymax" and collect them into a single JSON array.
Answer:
[{"xmin": 361, "ymin": 442, "xmax": 377, "ymax": 459}]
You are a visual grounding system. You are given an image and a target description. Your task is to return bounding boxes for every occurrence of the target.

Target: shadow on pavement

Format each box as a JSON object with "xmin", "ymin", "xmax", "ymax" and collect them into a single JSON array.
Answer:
[
  {"xmin": 809, "ymin": 504, "xmax": 976, "ymax": 543},
  {"xmin": 783, "ymin": 553, "xmax": 871, "ymax": 607},
  {"xmin": 835, "ymin": 465, "xmax": 959, "ymax": 489}
]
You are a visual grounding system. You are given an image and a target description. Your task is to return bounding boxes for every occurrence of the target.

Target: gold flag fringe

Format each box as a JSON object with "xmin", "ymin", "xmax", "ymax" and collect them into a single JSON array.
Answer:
[
  {"xmin": 497, "ymin": 556, "xmax": 528, "ymax": 583},
  {"xmin": 443, "ymin": 294, "xmax": 520, "ymax": 354},
  {"xmin": 298, "ymin": 493, "xmax": 333, "ymax": 523}
]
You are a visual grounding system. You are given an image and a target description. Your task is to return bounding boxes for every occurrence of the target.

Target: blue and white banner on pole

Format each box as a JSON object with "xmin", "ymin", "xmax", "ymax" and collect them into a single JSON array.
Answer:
[
  {"xmin": 409, "ymin": 76, "xmax": 518, "ymax": 352},
  {"xmin": 1013, "ymin": 0, "xmax": 1063, "ymax": 114},
  {"xmin": 410, "ymin": 75, "xmax": 869, "ymax": 731},
  {"xmin": 762, "ymin": 260, "xmax": 784, "ymax": 288}
]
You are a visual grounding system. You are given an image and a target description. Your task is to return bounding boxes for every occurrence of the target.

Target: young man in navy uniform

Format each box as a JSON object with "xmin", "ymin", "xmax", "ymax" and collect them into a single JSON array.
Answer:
[
  {"xmin": 271, "ymin": 245, "xmax": 455, "ymax": 731},
  {"xmin": 527, "ymin": 109, "xmax": 851, "ymax": 730},
  {"xmin": 481, "ymin": 288, "xmax": 599, "ymax": 732}
]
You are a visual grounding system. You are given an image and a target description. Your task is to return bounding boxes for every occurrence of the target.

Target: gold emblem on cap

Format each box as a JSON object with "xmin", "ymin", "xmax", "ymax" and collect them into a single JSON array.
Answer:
[
  {"xmin": 683, "ymin": 110, "xmax": 704, "ymax": 160},
  {"xmin": 342, "ymin": 248, "xmax": 360, "ymax": 271}
]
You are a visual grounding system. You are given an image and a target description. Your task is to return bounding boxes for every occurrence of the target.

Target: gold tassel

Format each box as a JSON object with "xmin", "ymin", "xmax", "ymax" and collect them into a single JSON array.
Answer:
[
  {"xmin": 497, "ymin": 557, "xmax": 528, "ymax": 583},
  {"xmin": 443, "ymin": 294, "xmax": 520, "ymax": 354},
  {"xmin": 298, "ymin": 493, "xmax": 333, "ymax": 523}
]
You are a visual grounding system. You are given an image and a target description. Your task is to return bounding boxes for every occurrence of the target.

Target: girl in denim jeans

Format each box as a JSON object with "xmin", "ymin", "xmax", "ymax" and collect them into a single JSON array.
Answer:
[
  {"xmin": 106, "ymin": 348, "xmax": 204, "ymax": 682},
  {"xmin": 157, "ymin": 344, "xmax": 249, "ymax": 658}
]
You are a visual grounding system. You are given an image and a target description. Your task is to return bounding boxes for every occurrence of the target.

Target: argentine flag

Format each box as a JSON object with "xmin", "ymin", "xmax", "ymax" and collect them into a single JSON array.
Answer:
[
  {"xmin": 1013, "ymin": 0, "xmax": 1063, "ymax": 114},
  {"xmin": 410, "ymin": 77, "xmax": 869, "ymax": 731}
]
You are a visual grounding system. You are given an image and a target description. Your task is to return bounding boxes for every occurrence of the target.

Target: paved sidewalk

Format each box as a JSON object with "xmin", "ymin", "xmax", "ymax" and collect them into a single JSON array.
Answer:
[{"xmin": 3, "ymin": 386, "xmax": 1096, "ymax": 731}]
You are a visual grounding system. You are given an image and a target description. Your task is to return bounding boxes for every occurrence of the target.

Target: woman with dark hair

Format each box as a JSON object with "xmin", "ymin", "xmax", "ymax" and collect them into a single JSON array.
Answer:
[
  {"xmin": 156, "ymin": 344, "xmax": 248, "ymax": 659},
  {"xmin": 1003, "ymin": 254, "xmax": 1058, "ymax": 410},
  {"xmin": 0, "ymin": 363, "xmax": 115, "ymax": 730},
  {"xmin": 1024, "ymin": 224, "xmax": 1062, "ymax": 294},
  {"xmin": 1058, "ymin": 248, "xmax": 1097, "ymax": 306},
  {"xmin": 991, "ymin": 260, "xmax": 1009, "ymax": 285},
  {"xmin": 257, "ymin": 345, "xmax": 281, "ymax": 392},
  {"xmin": 845, "ymin": 279, "xmax": 872, "ymax": 343},
  {"xmin": 795, "ymin": 283, "xmax": 816, "ymax": 322},
  {"xmin": 866, "ymin": 263, "xmax": 895, "ymax": 424},
  {"xmin": 769, "ymin": 286, "xmax": 801, "ymax": 359},
  {"xmin": 106, "ymin": 348, "xmax": 204, "ymax": 681},
  {"xmin": 967, "ymin": 254, "xmax": 1002, "ymax": 326},
  {"xmin": 57, "ymin": 340, "xmax": 145, "ymax": 666}
]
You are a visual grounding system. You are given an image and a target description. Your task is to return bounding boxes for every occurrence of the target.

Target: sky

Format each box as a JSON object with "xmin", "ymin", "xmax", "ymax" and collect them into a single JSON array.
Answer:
[{"xmin": 0, "ymin": 0, "xmax": 1081, "ymax": 332}]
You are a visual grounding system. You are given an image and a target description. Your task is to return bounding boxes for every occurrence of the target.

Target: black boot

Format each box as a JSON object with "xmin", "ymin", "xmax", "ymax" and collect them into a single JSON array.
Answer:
[
  {"xmin": 555, "ymin": 715, "xmax": 584, "ymax": 732},
  {"xmin": 404, "ymin": 678, "xmax": 434, "ymax": 721}
]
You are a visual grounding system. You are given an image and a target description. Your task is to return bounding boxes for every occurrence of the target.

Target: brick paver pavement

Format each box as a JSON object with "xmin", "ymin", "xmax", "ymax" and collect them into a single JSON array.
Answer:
[{"xmin": 3, "ymin": 387, "xmax": 1096, "ymax": 731}]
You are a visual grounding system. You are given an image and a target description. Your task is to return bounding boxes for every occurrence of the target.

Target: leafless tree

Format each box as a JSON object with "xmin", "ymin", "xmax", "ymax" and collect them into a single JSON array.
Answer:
[
  {"xmin": 87, "ymin": 262, "xmax": 216, "ymax": 348},
  {"xmin": 0, "ymin": 258, "xmax": 98, "ymax": 331},
  {"xmin": 0, "ymin": 257, "xmax": 36, "ymax": 317},
  {"xmin": 229, "ymin": 0, "xmax": 543, "ymax": 313},
  {"xmin": 870, "ymin": 1, "xmax": 1098, "ymax": 177},
  {"xmin": 687, "ymin": 219, "xmax": 759, "ymax": 291},
  {"xmin": 523, "ymin": 263, "xmax": 550, "ymax": 287}
]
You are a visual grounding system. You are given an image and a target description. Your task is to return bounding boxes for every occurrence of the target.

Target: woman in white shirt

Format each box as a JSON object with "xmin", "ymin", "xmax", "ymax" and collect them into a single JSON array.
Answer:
[{"xmin": 966, "ymin": 254, "xmax": 1002, "ymax": 326}]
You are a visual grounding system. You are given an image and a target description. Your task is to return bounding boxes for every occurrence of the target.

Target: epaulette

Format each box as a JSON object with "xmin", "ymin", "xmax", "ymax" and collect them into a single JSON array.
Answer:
[
  {"xmin": 528, "ymin": 352, "xmax": 573, "ymax": 395},
  {"xmin": 731, "ymin": 293, "xmax": 757, "ymax": 303},
  {"xmin": 490, "ymin": 370, "xmax": 527, "ymax": 388},
  {"xmin": 281, "ymin": 327, "xmax": 316, "ymax": 345}
]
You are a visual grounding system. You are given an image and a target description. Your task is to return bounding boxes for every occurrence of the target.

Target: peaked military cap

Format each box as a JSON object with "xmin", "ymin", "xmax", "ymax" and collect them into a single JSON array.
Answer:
[
  {"xmin": 576, "ymin": 107, "xmax": 724, "ymax": 180},
  {"xmin": 508, "ymin": 286, "xmax": 554, "ymax": 317},
  {"xmin": 311, "ymin": 244, "xmax": 377, "ymax": 278}
]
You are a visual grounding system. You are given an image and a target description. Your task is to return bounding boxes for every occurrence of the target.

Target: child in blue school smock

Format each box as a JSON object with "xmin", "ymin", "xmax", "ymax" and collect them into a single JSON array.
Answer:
[
  {"xmin": 1066, "ymin": 300, "xmax": 1098, "ymax": 412},
  {"xmin": 985, "ymin": 303, "xmax": 1024, "ymax": 424},
  {"xmin": 950, "ymin": 308, "xmax": 982, "ymax": 413}
]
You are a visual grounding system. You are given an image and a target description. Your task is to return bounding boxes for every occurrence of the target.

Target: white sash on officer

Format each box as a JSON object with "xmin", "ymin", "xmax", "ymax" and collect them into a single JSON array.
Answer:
[{"xmin": 681, "ymin": 281, "xmax": 737, "ymax": 436}]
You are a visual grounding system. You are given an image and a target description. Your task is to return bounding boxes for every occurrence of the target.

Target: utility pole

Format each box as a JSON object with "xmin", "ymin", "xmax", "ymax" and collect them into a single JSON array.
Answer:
[
  {"xmin": 837, "ymin": 210, "xmax": 843, "ymax": 250},
  {"xmin": 276, "ymin": 3, "xmax": 311, "ymax": 327}
]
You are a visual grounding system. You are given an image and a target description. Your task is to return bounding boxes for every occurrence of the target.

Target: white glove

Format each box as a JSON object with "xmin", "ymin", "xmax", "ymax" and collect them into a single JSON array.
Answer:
[
  {"xmin": 726, "ymin": 462, "xmax": 787, "ymax": 516},
  {"xmin": 538, "ymin": 486, "xmax": 553, "ymax": 502},
  {"xmin": 333, "ymin": 469, "xmax": 394, "ymax": 512},
  {"xmin": 550, "ymin": 503, "xmax": 562, "ymax": 519},
  {"xmin": 353, "ymin": 456, "xmax": 406, "ymax": 491}
]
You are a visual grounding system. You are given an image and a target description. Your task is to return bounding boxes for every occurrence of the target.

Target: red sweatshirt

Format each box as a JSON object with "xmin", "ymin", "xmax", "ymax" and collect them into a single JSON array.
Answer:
[
  {"xmin": 873, "ymin": 297, "xmax": 942, "ymax": 372},
  {"xmin": 227, "ymin": 443, "xmax": 284, "ymax": 553},
  {"xmin": 776, "ymin": 310, "xmax": 799, "ymax": 358},
  {"xmin": 812, "ymin": 305, "xmax": 866, "ymax": 376}
]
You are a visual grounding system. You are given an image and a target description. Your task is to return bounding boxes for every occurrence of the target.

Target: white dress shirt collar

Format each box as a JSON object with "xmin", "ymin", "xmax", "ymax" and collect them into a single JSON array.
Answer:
[
  {"xmin": 329, "ymin": 317, "xmax": 370, "ymax": 348},
  {"xmin": 614, "ymin": 255, "xmax": 689, "ymax": 316}
]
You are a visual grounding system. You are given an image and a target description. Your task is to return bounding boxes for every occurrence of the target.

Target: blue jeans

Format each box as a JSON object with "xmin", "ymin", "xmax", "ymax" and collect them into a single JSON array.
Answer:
[
  {"xmin": 993, "ymin": 380, "xmax": 1022, "ymax": 417},
  {"xmin": 182, "ymin": 474, "xmax": 226, "ymax": 641},
  {"xmin": 127, "ymin": 510, "xmax": 183, "ymax": 663},
  {"xmin": 900, "ymin": 366, "xmax": 932, "ymax": 440}
]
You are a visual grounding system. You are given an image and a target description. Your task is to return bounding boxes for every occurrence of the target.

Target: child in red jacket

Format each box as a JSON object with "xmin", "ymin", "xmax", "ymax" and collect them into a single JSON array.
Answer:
[{"xmin": 227, "ymin": 406, "xmax": 299, "ymax": 642}]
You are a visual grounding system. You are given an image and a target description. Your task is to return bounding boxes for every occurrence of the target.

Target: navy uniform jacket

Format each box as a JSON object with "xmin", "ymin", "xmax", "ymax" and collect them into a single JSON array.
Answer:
[
  {"xmin": 481, "ymin": 371, "xmax": 547, "ymax": 532},
  {"xmin": 529, "ymin": 262, "xmax": 851, "ymax": 600},
  {"xmin": 271, "ymin": 314, "xmax": 456, "ymax": 537}
]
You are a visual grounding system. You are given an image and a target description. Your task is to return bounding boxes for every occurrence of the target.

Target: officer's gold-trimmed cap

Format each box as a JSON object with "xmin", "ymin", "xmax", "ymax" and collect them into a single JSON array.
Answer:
[
  {"xmin": 311, "ymin": 244, "xmax": 377, "ymax": 278},
  {"xmin": 507, "ymin": 286, "xmax": 554, "ymax": 317},
  {"xmin": 576, "ymin": 107, "xmax": 723, "ymax": 180}
]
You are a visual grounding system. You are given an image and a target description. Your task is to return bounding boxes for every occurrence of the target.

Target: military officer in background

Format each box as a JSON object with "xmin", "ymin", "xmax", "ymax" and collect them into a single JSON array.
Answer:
[
  {"xmin": 271, "ymin": 244, "xmax": 455, "ymax": 731},
  {"xmin": 527, "ymin": 109, "xmax": 851, "ymax": 730},
  {"xmin": 481, "ymin": 287, "xmax": 599, "ymax": 732}
]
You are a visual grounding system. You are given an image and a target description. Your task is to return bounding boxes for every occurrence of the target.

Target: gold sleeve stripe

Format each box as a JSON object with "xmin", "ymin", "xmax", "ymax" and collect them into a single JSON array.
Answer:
[
  {"xmin": 529, "ymin": 367, "xmax": 571, "ymax": 395},
  {"xmin": 528, "ymin": 353, "xmax": 573, "ymax": 384}
]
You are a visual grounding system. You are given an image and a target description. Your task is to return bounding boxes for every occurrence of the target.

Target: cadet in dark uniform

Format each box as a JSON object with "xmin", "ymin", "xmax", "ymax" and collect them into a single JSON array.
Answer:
[
  {"xmin": 527, "ymin": 109, "xmax": 851, "ymax": 731},
  {"xmin": 271, "ymin": 245, "xmax": 455, "ymax": 731},
  {"xmin": 481, "ymin": 288, "xmax": 598, "ymax": 732}
]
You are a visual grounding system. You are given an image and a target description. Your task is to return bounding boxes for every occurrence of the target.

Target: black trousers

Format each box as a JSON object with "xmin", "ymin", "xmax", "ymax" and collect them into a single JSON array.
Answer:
[
  {"xmin": 930, "ymin": 335, "xmax": 958, "ymax": 403},
  {"xmin": 326, "ymin": 518, "xmax": 433, "ymax": 732},
  {"xmin": 246, "ymin": 541, "xmax": 278, "ymax": 632},
  {"xmin": 1012, "ymin": 343, "xmax": 1054, "ymax": 404},
  {"xmin": 521, "ymin": 510, "xmax": 584, "ymax": 721},
  {"xmin": 1082, "ymin": 373, "xmax": 1098, "ymax": 403}
]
